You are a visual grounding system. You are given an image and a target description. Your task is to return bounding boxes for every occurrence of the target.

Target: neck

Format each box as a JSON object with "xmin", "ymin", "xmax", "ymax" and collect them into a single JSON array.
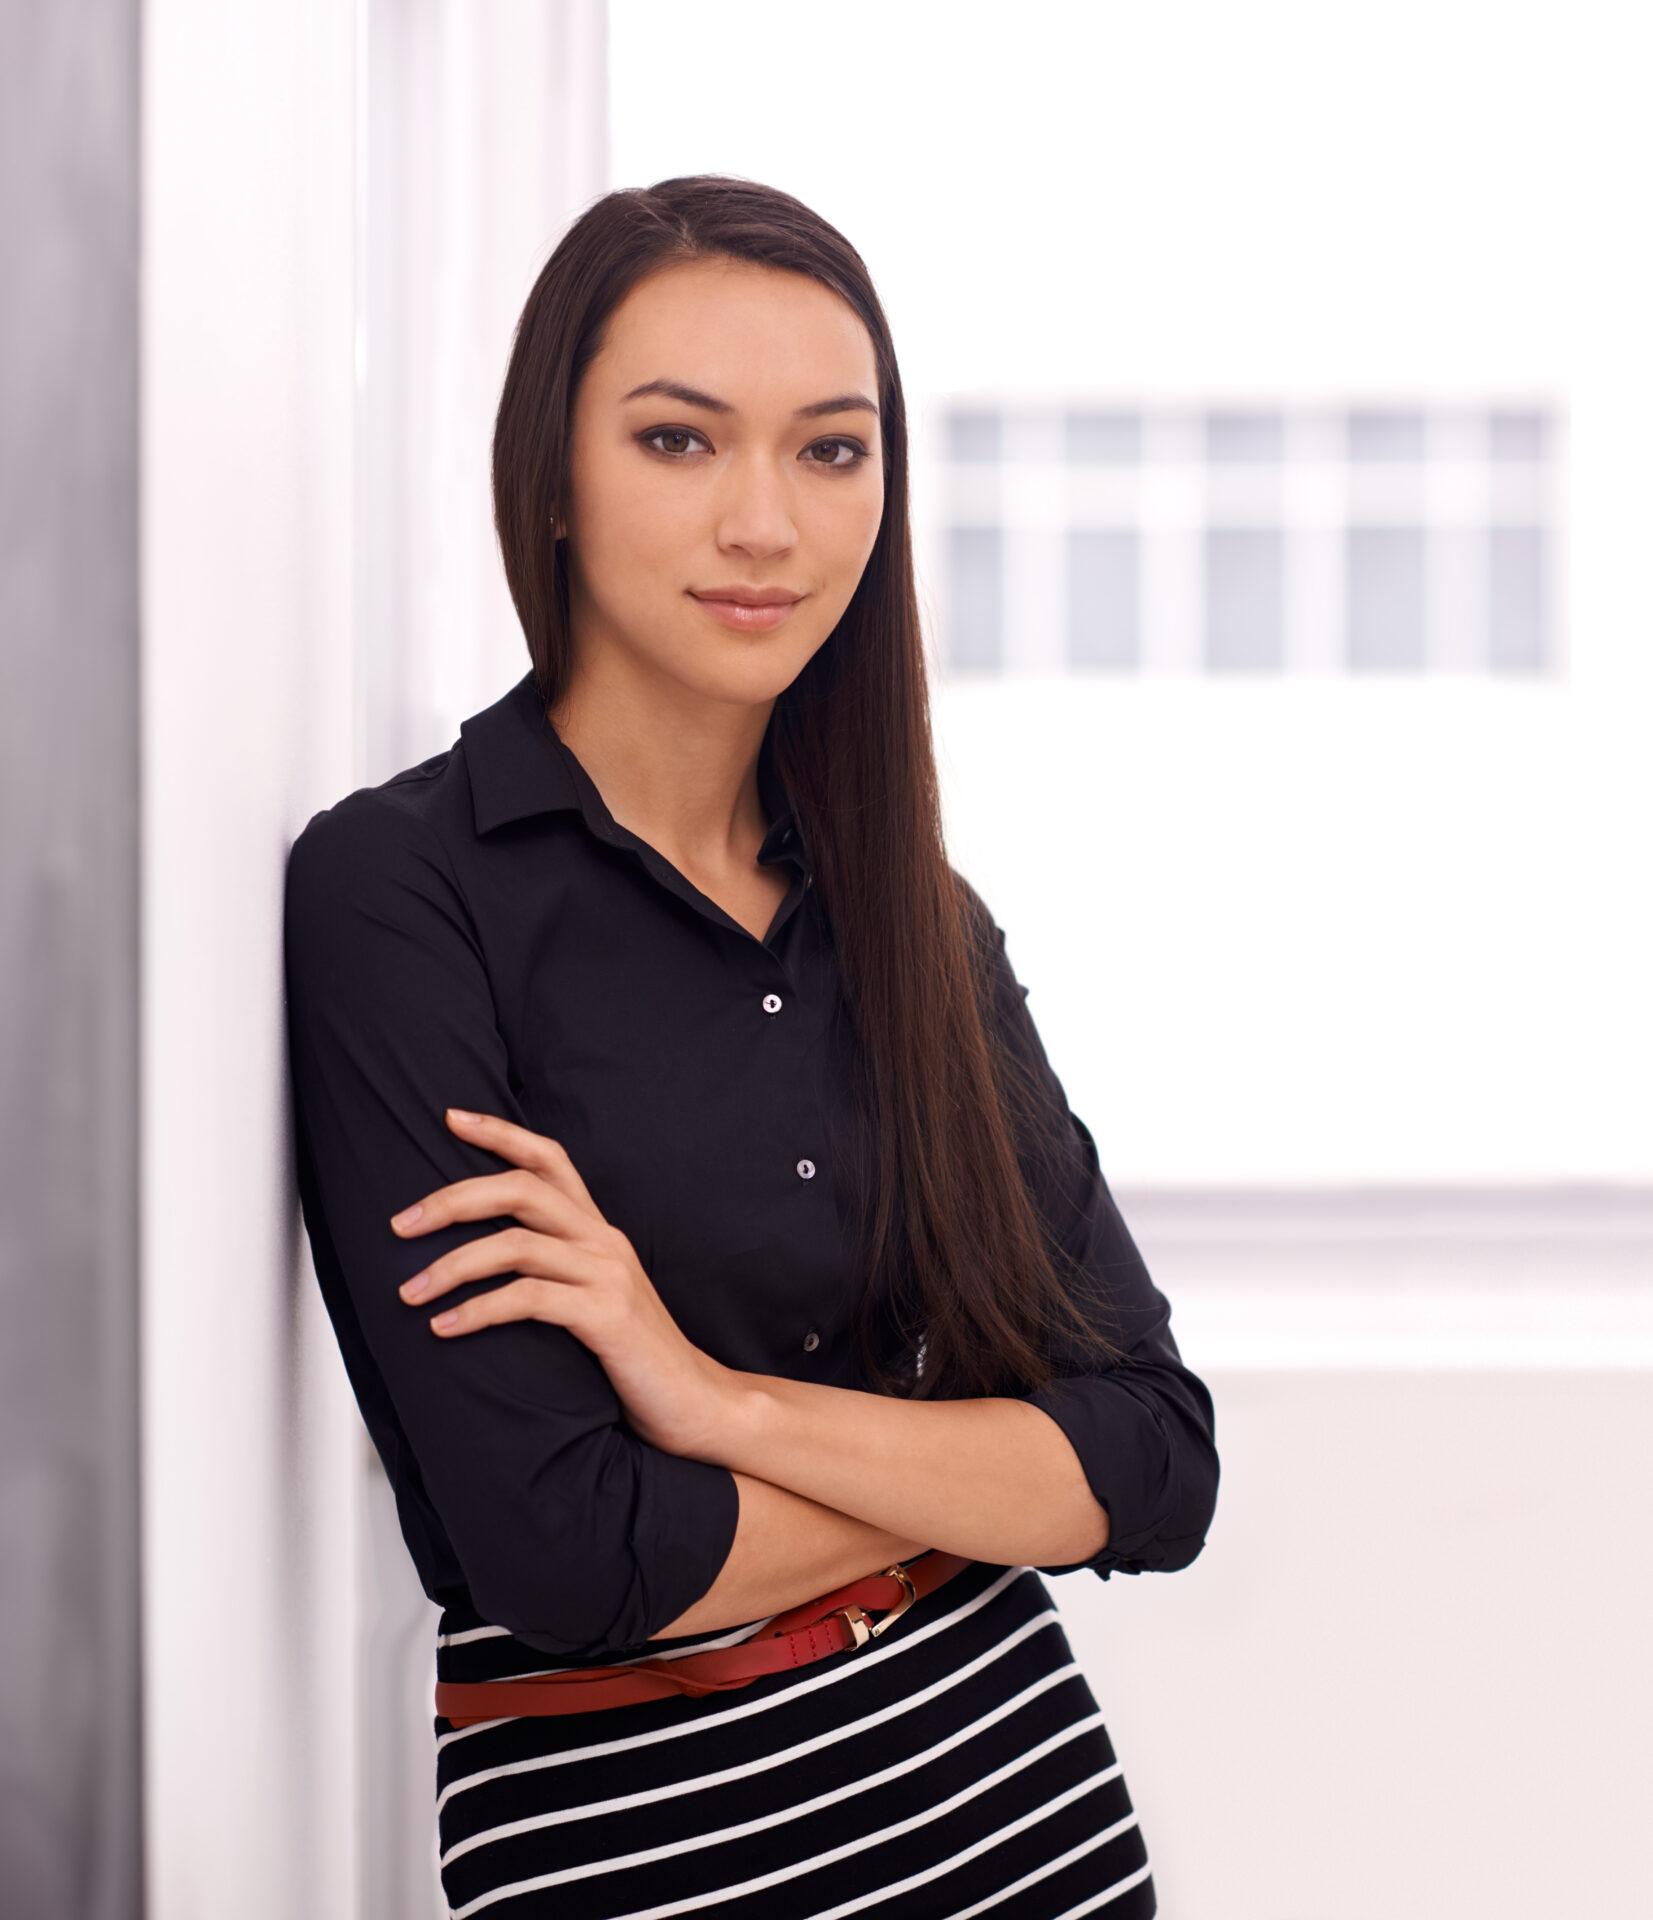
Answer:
[{"xmin": 545, "ymin": 644, "xmax": 776, "ymax": 876}]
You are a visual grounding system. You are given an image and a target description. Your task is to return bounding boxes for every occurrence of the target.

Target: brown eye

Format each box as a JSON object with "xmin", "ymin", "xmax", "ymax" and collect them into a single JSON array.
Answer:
[
  {"xmin": 640, "ymin": 427, "xmax": 709, "ymax": 457},
  {"xmin": 803, "ymin": 438, "xmax": 866, "ymax": 468}
]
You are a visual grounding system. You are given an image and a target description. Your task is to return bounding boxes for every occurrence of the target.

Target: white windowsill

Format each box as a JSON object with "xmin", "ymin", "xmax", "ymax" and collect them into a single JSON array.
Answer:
[{"xmin": 1115, "ymin": 1185, "xmax": 1653, "ymax": 1370}]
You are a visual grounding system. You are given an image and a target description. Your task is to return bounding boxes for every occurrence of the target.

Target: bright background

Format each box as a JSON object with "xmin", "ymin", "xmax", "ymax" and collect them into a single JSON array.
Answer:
[
  {"xmin": 603, "ymin": 10, "xmax": 1653, "ymax": 1914},
  {"xmin": 611, "ymin": 0, "xmax": 1652, "ymax": 1191},
  {"xmin": 4, "ymin": 4, "xmax": 1649, "ymax": 1917}
]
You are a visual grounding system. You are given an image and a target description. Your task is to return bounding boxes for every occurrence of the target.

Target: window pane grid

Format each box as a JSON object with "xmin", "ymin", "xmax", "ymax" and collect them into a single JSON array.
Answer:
[
  {"xmin": 933, "ymin": 400, "xmax": 1560, "ymax": 678},
  {"xmin": 1067, "ymin": 528, "xmax": 1140, "ymax": 670}
]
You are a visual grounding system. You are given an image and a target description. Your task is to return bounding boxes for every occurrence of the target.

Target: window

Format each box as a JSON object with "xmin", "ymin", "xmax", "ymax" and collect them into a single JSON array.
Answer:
[
  {"xmin": 1207, "ymin": 410, "xmax": 1284, "ymax": 464},
  {"xmin": 932, "ymin": 400, "xmax": 1562, "ymax": 677},
  {"xmin": 1067, "ymin": 528, "xmax": 1140, "ymax": 669},
  {"xmin": 1206, "ymin": 529, "xmax": 1284, "ymax": 671},
  {"xmin": 1488, "ymin": 526, "xmax": 1547, "ymax": 672},
  {"xmin": 1066, "ymin": 409, "xmax": 1141, "ymax": 464},
  {"xmin": 1348, "ymin": 409, "xmax": 1426, "ymax": 462},
  {"xmin": 1347, "ymin": 527, "xmax": 1427, "ymax": 670},
  {"xmin": 946, "ymin": 526, "xmax": 1004, "ymax": 671},
  {"xmin": 947, "ymin": 409, "xmax": 1001, "ymax": 463}
]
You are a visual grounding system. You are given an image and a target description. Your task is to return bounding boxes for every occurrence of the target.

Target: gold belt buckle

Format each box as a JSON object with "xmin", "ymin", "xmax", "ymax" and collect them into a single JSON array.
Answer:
[{"xmin": 836, "ymin": 1561, "xmax": 919, "ymax": 1650}]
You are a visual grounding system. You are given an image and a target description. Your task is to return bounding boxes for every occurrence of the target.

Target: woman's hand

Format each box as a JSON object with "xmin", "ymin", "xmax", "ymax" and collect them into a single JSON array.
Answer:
[{"xmin": 390, "ymin": 1108, "xmax": 741, "ymax": 1459}]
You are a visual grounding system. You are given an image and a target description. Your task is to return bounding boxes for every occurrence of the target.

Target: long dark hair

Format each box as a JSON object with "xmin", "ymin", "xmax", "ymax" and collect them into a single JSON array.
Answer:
[{"xmin": 492, "ymin": 175, "xmax": 1115, "ymax": 1398}]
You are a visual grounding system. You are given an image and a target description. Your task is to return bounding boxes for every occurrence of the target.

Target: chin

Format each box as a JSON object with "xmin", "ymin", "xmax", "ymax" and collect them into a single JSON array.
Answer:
[
  {"xmin": 682, "ymin": 657, "xmax": 815, "ymax": 711},
  {"xmin": 659, "ymin": 631, "xmax": 829, "ymax": 711}
]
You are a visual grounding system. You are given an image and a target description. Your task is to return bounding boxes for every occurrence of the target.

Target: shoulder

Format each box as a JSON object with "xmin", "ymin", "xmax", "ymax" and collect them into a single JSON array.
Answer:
[
  {"xmin": 290, "ymin": 747, "xmax": 464, "ymax": 881},
  {"xmin": 948, "ymin": 868, "xmax": 1024, "ymax": 994},
  {"xmin": 948, "ymin": 867, "xmax": 997, "ymax": 942},
  {"xmin": 285, "ymin": 749, "xmax": 473, "ymax": 940}
]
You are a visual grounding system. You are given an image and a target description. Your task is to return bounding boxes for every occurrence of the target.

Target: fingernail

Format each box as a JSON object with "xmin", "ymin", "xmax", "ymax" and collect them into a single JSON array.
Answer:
[
  {"xmin": 391, "ymin": 1203, "xmax": 422, "ymax": 1230},
  {"xmin": 400, "ymin": 1272, "xmax": 429, "ymax": 1301},
  {"xmin": 447, "ymin": 1108, "xmax": 477, "ymax": 1125},
  {"xmin": 432, "ymin": 1310, "xmax": 459, "ymax": 1332}
]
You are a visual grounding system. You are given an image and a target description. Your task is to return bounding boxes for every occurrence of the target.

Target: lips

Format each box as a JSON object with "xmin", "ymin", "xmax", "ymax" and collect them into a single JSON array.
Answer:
[
  {"xmin": 691, "ymin": 586, "xmax": 805, "ymax": 607},
  {"xmin": 689, "ymin": 587, "xmax": 807, "ymax": 633}
]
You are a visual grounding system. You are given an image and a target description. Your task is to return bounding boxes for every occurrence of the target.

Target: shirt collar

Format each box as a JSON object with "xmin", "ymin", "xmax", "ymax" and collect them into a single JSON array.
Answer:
[{"xmin": 460, "ymin": 670, "xmax": 804, "ymax": 870}]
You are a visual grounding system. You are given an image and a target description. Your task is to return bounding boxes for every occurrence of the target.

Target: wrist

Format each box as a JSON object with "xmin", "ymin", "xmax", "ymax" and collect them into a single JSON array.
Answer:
[{"xmin": 699, "ymin": 1368, "xmax": 778, "ymax": 1474}]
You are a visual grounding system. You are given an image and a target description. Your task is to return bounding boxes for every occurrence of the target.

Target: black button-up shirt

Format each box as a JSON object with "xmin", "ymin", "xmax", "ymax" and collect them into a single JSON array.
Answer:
[{"xmin": 283, "ymin": 670, "xmax": 1218, "ymax": 1660}]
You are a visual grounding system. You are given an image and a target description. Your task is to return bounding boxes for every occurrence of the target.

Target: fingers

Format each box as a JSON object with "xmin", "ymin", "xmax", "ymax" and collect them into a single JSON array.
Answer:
[
  {"xmin": 387, "ymin": 1109, "xmax": 625, "ymax": 1343},
  {"xmin": 428, "ymin": 1275, "xmax": 574, "ymax": 1339},
  {"xmin": 443, "ymin": 1109, "xmax": 602, "ymax": 1214},
  {"xmin": 398, "ymin": 1224, "xmax": 601, "ymax": 1307},
  {"xmin": 390, "ymin": 1164, "xmax": 584, "ymax": 1240}
]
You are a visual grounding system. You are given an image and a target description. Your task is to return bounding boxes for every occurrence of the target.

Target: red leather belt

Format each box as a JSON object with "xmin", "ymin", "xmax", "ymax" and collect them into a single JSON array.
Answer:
[{"xmin": 435, "ymin": 1550, "xmax": 973, "ymax": 1726}]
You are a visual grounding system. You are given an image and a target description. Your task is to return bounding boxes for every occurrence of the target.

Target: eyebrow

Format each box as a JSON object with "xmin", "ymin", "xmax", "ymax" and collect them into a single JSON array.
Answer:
[
  {"xmin": 796, "ymin": 392, "xmax": 880, "ymax": 420},
  {"xmin": 621, "ymin": 378, "xmax": 879, "ymax": 420}
]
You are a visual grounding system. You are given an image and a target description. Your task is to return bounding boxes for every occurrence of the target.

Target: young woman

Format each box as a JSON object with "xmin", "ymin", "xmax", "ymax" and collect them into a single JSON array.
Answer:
[{"xmin": 285, "ymin": 176, "xmax": 1217, "ymax": 1919}]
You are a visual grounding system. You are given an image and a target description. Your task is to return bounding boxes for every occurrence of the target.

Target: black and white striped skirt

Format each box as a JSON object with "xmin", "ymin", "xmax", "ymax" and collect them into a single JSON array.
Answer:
[{"xmin": 434, "ymin": 1560, "xmax": 1155, "ymax": 1918}]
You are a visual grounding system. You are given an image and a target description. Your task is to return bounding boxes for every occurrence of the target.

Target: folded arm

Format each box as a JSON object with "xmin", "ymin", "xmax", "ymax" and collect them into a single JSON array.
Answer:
[
  {"xmin": 288, "ymin": 802, "xmax": 1215, "ymax": 1659},
  {"xmin": 649, "ymin": 1390, "xmax": 1105, "ymax": 1639},
  {"xmin": 285, "ymin": 795, "xmax": 744, "ymax": 1657},
  {"xmin": 395, "ymin": 883, "xmax": 1218, "ymax": 1613},
  {"xmin": 652, "ymin": 1474, "xmax": 927, "ymax": 1638}
]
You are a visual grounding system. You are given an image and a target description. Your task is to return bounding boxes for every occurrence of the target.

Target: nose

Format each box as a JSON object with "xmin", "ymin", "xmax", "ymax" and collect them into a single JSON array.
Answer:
[{"xmin": 713, "ymin": 452, "xmax": 797, "ymax": 562}]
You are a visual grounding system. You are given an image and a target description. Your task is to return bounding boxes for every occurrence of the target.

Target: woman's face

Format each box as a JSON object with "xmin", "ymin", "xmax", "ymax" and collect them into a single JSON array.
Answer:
[{"xmin": 562, "ymin": 257, "xmax": 886, "ymax": 711}]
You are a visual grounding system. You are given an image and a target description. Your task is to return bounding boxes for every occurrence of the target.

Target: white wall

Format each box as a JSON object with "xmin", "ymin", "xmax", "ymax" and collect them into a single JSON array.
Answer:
[
  {"xmin": 359, "ymin": 0, "xmax": 608, "ymax": 783},
  {"xmin": 934, "ymin": 675, "xmax": 1651, "ymax": 1185},
  {"xmin": 1052, "ymin": 1192, "xmax": 1653, "ymax": 1915},
  {"xmin": 142, "ymin": 6, "xmax": 610, "ymax": 1915},
  {"xmin": 1052, "ymin": 1366, "xmax": 1653, "ymax": 1919},
  {"xmin": 141, "ymin": 3, "xmax": 362, "ymax": 1915}
]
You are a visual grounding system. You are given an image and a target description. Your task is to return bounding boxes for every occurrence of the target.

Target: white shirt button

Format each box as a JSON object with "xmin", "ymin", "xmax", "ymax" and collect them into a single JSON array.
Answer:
[
  {"xmin": 796, "ymin": 1158, "xmax": 816, "ymax": 1180},
  {"xmin": 802, "ymin": 1329, "xmax": 820, "ymax": 1352},
  {"xmin": 762, "ymin": 993, "xmax": 783, "ymax": 1014}
]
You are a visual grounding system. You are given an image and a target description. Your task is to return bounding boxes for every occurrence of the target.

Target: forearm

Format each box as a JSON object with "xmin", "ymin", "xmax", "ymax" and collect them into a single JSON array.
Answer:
[
  {"xmin": 649, "ymin": 1470, "xmax": 925, "ymax": 1638},
  {"xmin": 699, "ymin": 1374, "xmax": 1109, "ymax": 1570}
]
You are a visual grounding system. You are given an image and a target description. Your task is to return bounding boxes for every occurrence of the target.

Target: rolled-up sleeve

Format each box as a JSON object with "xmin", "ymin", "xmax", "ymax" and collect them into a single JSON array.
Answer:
[
  {"xmin": 963, "ymin": 883, "xmax": 1220, "ymax": 1579},
  {"xmin": 284, "ymin": 793, "xmax": 739, "ymax": 1656}
]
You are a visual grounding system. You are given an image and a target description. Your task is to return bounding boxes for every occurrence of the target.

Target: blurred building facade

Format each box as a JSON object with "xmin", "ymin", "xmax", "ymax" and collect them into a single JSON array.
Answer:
[{"xmin": 933, "ymin": 398, "xmax": 1561, "ymax": 677}]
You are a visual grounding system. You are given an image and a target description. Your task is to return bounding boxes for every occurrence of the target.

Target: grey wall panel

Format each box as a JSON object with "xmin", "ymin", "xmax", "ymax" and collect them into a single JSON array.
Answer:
[{"xmin": 0, "ymin": 2, "xmax": 141, "ymax": 1915}]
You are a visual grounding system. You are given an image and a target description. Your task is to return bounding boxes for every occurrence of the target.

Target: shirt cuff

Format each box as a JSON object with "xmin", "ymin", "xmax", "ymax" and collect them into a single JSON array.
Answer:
[
  {"xmin": 1021, "ymin": 1373, "xmax": 1181, "ymax": 1579},
  {"xmin": 632, "ymin": 1448, "xmax": 742, "ymax": 1641}
]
